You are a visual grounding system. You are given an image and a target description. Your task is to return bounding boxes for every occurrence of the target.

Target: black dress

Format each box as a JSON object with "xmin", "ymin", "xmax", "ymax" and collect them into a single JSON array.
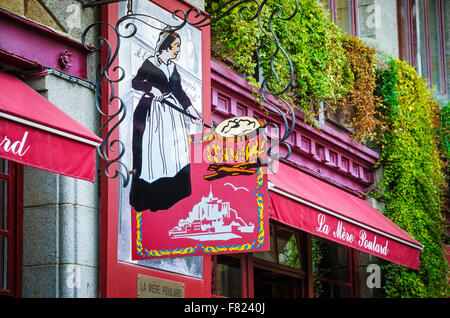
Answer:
[{"xmin": 130, "ymin": 57, "xmax": 192, "ymax": 212}]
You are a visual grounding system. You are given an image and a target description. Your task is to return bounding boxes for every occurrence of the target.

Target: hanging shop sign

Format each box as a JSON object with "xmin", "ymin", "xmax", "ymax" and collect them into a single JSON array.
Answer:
[
  {"xmin": 82, "ymin": 0, "xmax": 300, "ymax": 260},
  {"xmin": 132, "ymin": 122, "xmax": 269, "ymax": 259},
  {"xmin": 94, "ymin": 0, "xmax": 273, "ymax": 259}
]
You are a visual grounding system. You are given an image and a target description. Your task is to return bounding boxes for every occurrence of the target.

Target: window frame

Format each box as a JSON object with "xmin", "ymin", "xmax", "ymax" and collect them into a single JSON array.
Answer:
[
  {"xmin": 310, "ymin": 235, "xmax": 356, "ymax": 298},
  {"xmin": 433, "ymin": 0, "xmax": 447, "ymax": 94},
  {"xmin": 0, "ymin": 160, "xmax": 22, "ymax": 297},
  {"xmin": 398, "ymin": 0, "xmax": 418, "ymax": 66},
  {"xmin": 398, "ymin": 0, "xmax": 448, "ymax": 95},
  {"xmin": 252, "ymin": 222, "xmax": 307, "ymax": 298},
  {"xmin": 321, "ymin": 0, "xmax": 360, "ymax": 36},
  {"xmin": 211, "ymin": 254, "xmax": 250, "ymax": 298},
  {"xmin": 253, "ymin": 222, "xmax": 307, "ymax": 275}
]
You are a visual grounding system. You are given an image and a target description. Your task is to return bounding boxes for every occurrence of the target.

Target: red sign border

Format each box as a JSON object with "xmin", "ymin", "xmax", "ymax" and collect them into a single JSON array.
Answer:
[{"xmin": 135, "ymin": 165, "xmax": 268, "ymax": 258}]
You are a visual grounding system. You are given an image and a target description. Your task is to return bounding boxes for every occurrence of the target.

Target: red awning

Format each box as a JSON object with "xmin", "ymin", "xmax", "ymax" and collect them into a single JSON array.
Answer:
[
  {"xmin": 0, "ymin": 72, "xmax": 101, "ymax": 182},
  {"xmin": 268, "ymin": 163, "xmax": 423, "ymax": 270}
]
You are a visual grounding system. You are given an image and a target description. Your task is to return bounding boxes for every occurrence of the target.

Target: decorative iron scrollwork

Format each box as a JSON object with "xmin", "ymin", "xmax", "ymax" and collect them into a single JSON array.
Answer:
[{"xmin": 82, "ymin": 0, "xmax": 298, "ymax": 186}]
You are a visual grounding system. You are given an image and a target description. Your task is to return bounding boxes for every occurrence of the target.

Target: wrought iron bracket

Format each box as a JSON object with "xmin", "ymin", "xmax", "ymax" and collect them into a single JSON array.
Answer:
[{"xmin": 82, "ymin": 0, "xmax": 298, "ymax": 187}]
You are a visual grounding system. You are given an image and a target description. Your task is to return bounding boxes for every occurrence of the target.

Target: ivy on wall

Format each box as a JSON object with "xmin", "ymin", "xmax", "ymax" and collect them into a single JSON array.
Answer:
[
  {"xmin": 329, "ymin": 35, "xmax": 381, "ymax": 142},
  {"xmin": 208, "ymin": 0, "xmax": 382, "ymax": 141},
  {"xmin": 437, "ymin": 102, "xmax": 450, "ymax": 246},
  {"xmin": 207, "ymin": 0, "xmax": 449, "ymax": 297},
  {"xmin": 374, "ymin": 58, "xmax": 448, "ymax": 298},
  {"xmin": 207, "ymin": 0, "xmax": 349, "ymax": 123}
]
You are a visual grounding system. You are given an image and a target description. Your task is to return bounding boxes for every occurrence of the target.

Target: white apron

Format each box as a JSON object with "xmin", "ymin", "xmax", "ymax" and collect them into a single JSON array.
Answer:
[{"xmin": 140, "ymin": 94, "xmax": 190, "ymax": 183}]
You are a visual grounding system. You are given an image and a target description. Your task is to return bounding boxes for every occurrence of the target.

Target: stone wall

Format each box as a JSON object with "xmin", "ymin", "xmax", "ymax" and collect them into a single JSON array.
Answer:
[
  {"xmin": 0, "ymin": 0, "xmax": 98, "ymax": 43},
  {"xmin": 21, "ymin": 73, "xmax": 100, "ymax": 298}
]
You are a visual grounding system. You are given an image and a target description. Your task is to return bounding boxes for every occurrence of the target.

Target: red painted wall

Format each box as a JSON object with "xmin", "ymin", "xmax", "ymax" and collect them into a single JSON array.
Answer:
[
  {"xmin": 99, "ymin": 0, "xmax": 380, "ymax": 298},
  {"xmin": 0, "ymin": 8, "xmax": 89, "ymax": 78},
  {"xmin": 100, "ymin": 0, "xmax": 212, "ymax": 298}
]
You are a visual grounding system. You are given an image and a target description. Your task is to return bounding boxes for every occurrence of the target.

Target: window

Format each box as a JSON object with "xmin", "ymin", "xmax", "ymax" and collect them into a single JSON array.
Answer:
[
  {"xmin": 398, "ymin": 0, "xmax": 448, "ymax": 95},
  {"xmin": 253, "ymin": 267, "xmax": 303, "ymax": 298},
  {"xmin": 211, "ymin": 223, "xmax": 307, "ymax": 298},
  {"xmin": 445, "ymin": 1, "xmax": 450, "ymax": 95},
  {"xmin": 311, "ymin": 236, "xmax": 354, "ymax": 298},
  {"xmin": 209, "ymin": 222, "xmax": 373, "ymax": 298},
  {"xmin": 211, "ymin": 255, "xmax": 243, "ymax": 298},
  {"xmin": 0, "ymin": 159, "xmax": 21, "ymax": 297},
  {"xmin": 253, "ymin": 223, "xmax": 305, "ymax": 298},
  {"xmin": 1, "ymin": 159, "xmax": 10, "ymax": 294},
  {"xmin": 398, "ymin": 0, "xmax": 418, "ymax": 66},
  {"xmin": 336, "ymin": 0, "xmax": 353, "ymax": 34},
  {"xmin": 254, "ymin": 224, "xmax": 303, "ymax": 270},
  {"xmin": 318, "ymin": 0, "xmax": 359, "ymax": 36},
  {"xmin": 422, "ymin": 0, "xmax": 447, "ymax": 94}
]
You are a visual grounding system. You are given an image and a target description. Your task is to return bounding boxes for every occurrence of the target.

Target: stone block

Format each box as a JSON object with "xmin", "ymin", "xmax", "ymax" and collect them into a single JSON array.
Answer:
[
  {"xmin": 59, "ymin": 264, "xmax": 99, "ymax": 298},
  {"xmin": 59, "ymin": 204, "xmax": 100, "ymax": 267},
  {"xmin": 25, "ymin": 0, "xmax": 64, "ymax": 32},
  {"xmin": 45, "ymin": 74, "xmax": 99, "ymax": 133},
  {"xmin": 23, "ymin": 166, "xmax": 99, "ymax": 209},
  {"xmin": 22, "ymin": 264, "xmax": 98, "ymax": 298},
  {"xmin": 22, "ymin": 204, "xmax": 99, "ymax": 267},
  {"xmin": 41, "ymin": 0, "xmax": 98, "ymax": 42},
  {"xmin": 23, "ymin": 166, "xmax": 58, "ymax": 207},
  {"xmin": 187, "ymin": 0, "xmax": 205, "ymax": 10},
  {"xmin": 0, "ymin": 0, "xmax": 24, "ymax": 16},
  {"xmin": 23, "ymin": 205, "xmax": 59, "ymax": 266},
  {"xmin": 22, "ymin": 265, "xmax": 58, "ymax": 298}
]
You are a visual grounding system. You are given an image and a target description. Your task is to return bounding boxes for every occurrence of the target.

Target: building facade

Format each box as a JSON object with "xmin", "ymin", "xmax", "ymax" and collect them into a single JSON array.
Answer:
[{"xmin": 0, "ymin": 0, "xmax": 448, "ymax": 298}]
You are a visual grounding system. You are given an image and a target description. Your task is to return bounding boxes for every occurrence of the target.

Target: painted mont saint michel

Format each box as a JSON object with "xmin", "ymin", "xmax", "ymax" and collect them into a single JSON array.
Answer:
[{"xmin": 169, "ymin": 186, "xmax": 255, "ymax": 241}]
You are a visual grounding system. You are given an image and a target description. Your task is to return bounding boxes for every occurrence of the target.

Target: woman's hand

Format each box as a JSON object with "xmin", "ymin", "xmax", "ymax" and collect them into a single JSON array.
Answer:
[
  {"xmin": 187, "ymin": 106, "xmax": 203, "ymax": 125},
  {"xmin": 150, "ymin": 87, "xmax": 164, "ymax": 101}
]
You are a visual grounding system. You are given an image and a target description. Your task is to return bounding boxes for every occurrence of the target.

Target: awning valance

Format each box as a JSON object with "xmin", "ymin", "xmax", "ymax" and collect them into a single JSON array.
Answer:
[
  {"xmin": 0, "ymin": 72, "xmax": 101, "ymax": 182},
  {"xmin": 268, "ymin": 163, "xmax": 423, "ymax": 270}
]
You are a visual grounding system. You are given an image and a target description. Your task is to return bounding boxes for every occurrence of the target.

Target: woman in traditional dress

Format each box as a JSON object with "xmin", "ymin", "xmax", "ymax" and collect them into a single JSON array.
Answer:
[{"xmin": 130, "ymin": 29, "xmax": 202, "ymax": 212}]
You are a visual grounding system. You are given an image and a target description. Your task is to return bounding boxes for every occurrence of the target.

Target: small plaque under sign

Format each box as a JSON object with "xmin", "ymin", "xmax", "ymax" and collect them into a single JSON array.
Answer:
[{"xmin": 137, "ymin": 274, "xmax": 185, "ymax": 298}]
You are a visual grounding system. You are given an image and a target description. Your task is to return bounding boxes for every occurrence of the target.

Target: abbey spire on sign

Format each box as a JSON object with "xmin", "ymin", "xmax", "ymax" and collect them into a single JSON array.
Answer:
[{"xmin": 169, "ymin": 185, "xmax": 255, "ymax": 241}]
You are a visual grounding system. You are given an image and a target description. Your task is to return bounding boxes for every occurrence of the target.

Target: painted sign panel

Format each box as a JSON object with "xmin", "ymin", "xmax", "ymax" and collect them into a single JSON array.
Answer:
[{"xmin": 116, "ymin": 0, "xmax": 269, "ymax": 264}]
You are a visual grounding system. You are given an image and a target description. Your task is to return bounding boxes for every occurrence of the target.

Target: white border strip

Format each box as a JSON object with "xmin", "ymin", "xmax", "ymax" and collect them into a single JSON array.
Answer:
[
  {"xmin": 268, "ymin": 183, "xmax": 424, "ymax": 250},
  {"xmin": 1, "ymin": 112, "xmax": 100, "ymax": 147}
]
